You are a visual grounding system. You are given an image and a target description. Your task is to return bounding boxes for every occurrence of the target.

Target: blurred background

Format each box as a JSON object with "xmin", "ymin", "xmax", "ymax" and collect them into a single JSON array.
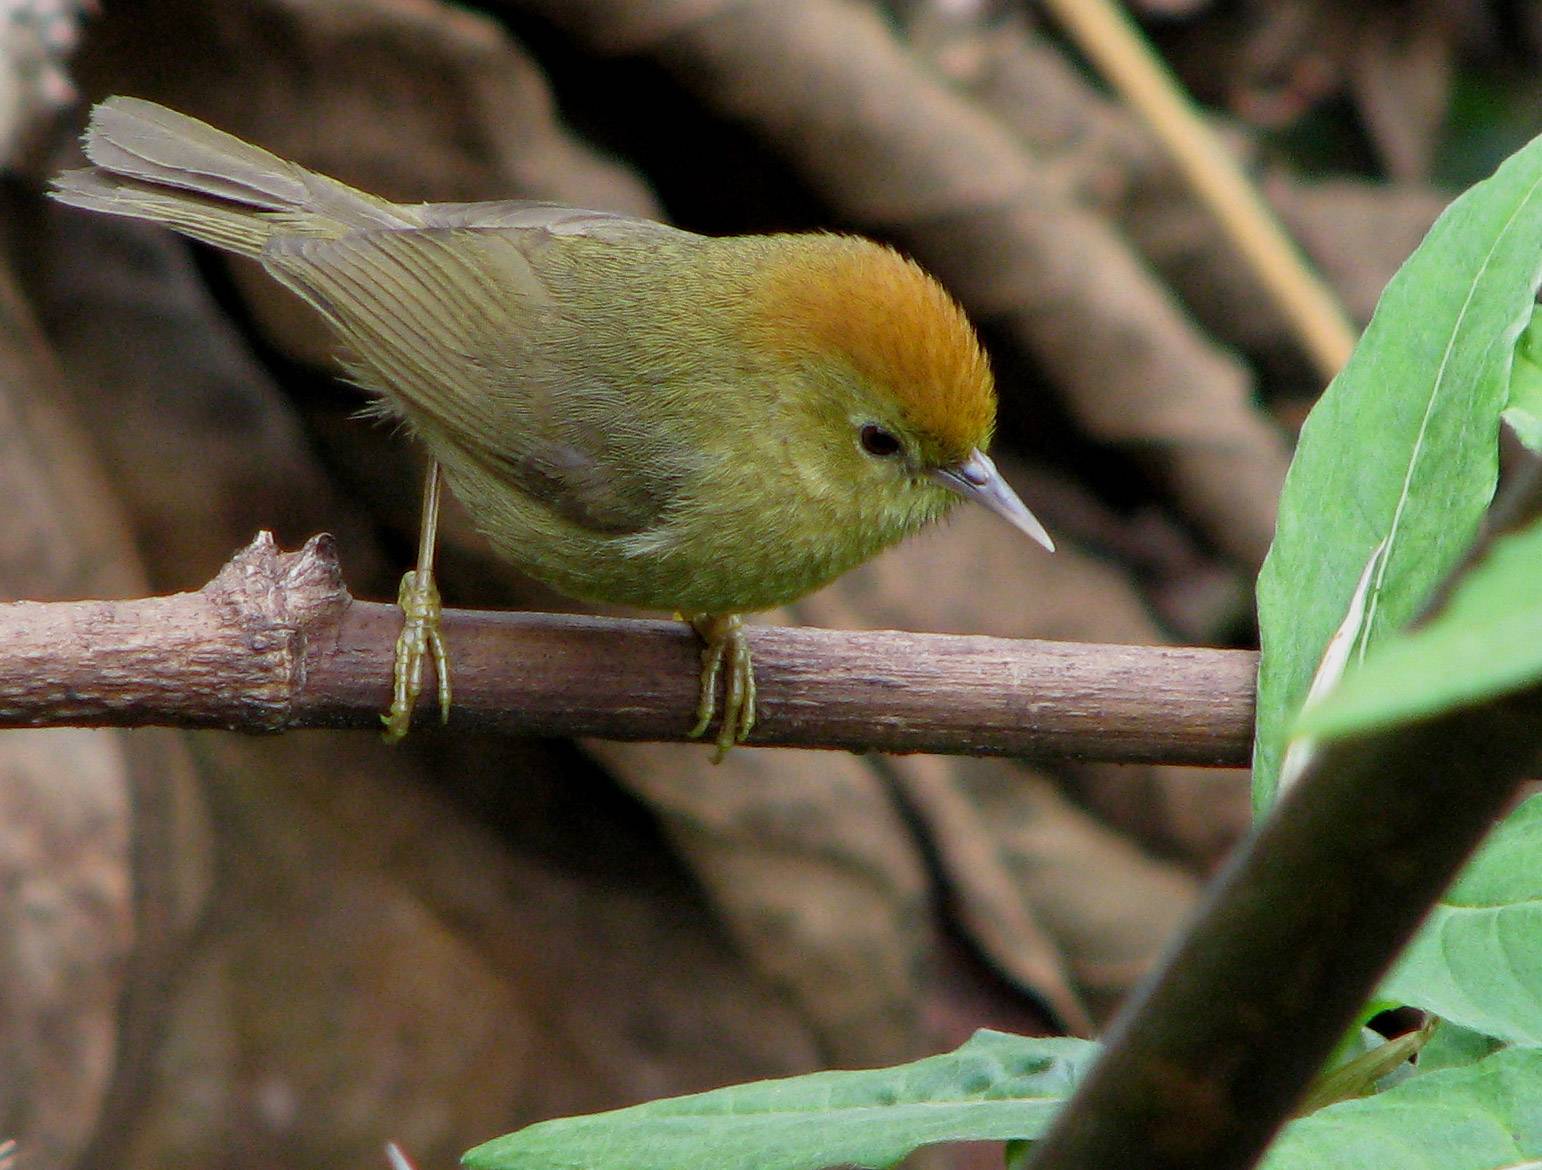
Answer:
[{"xmin": 0, "ymin": 0, "xmax": 1536, "ymax": 1167}]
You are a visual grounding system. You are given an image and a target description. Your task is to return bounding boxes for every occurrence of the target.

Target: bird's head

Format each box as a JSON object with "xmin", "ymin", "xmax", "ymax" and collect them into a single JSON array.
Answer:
[{"xmin": 744, "ymin": 235, "xmax": 1054, "ymax": 552}]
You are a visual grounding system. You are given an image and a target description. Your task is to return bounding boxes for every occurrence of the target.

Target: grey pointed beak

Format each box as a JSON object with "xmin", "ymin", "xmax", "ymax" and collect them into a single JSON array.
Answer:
[{"xmin": 931, "ymin": 450, "xmax": 1055, "ymax": 552}]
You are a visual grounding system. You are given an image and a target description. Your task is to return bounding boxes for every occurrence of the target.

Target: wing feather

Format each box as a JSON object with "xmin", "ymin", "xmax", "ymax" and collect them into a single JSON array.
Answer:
[{"xmin": 263, "ymin": 226, "xmax": 679, "ymax": 534}]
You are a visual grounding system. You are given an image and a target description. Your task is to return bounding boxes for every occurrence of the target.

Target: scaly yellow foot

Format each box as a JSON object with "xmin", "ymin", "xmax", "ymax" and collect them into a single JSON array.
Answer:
[
  {"xmin": 687, "ymin": 612, "xmax": 757, "ymax": 761},
  {"xmin": 381, "ymin": 567, "xmax": 451, "ymax": 743}
]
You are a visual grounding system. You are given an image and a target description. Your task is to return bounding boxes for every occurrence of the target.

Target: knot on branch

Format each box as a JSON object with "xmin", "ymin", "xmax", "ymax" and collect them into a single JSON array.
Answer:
[{"xmin": 203, "ymin": 532, "xmax": 351, "ymax": 730}]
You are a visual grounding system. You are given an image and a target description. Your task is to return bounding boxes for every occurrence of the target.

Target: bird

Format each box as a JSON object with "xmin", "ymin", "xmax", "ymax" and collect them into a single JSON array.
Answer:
[{"xmin": 51, "ymin": 96, "xmax": 1053, "ymax": 756}]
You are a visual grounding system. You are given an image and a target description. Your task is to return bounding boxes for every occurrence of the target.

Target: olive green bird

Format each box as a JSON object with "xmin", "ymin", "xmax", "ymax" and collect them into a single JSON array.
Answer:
[{"xmin": 51, "ymin": 97, "xmax": 1053, "ymax": 755}]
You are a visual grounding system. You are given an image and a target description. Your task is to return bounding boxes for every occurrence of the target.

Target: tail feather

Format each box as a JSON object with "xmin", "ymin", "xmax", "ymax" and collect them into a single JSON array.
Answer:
[
  {"xmin": 85, "ymin": 97, "xmax": 313, "ymax": 212},
  {"xmin": 51, "ymin": 167, "xmax": 281, "ymax": 256},
  {"xmin": 49, "ymin": 97, "xmax": 414, "ymax": 256}
]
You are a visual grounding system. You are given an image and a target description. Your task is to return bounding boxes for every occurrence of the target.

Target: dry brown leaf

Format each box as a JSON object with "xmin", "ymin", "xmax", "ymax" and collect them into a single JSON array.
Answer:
[
  {"xmin": 895, "ymin": 754, "xmax": 1202, "ymax": 1025},
  {"xmin": 589, "ymin": 739, "xmax": 937, "ymax": 1065},
  {"xmin": 888, "ymin": 756, "xmax": 1096, "ymax": 1034}
]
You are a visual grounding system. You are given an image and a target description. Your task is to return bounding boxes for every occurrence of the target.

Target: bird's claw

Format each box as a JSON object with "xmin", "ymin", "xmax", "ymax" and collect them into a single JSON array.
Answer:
[
  {"xmin": 382, "ymin": 567, "xmax": 451, "ymax": 743},
  {"xmin": 687, "ymin": 613, "xmax": 756, "ymax": 761}
]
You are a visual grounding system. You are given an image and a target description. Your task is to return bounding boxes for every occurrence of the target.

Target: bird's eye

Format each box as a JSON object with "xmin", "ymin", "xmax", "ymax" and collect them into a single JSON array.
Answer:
[{"xmin": 859, "ymin": 424, "xmax": 903, "ymax": 458}]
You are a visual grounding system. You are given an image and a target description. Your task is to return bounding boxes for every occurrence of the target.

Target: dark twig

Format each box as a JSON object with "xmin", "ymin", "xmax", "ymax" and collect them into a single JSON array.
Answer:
[{"xmin": 0, "ymin": 532, "xmax": 1257, "ymax": 764}]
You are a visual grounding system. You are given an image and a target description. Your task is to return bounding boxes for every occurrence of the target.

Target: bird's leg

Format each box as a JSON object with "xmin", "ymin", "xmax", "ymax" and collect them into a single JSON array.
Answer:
[
  {"xmin": 382, "ymin": 461, "xmax": 451, "ymax": 743},
  {"xmin": 686, "ymin": 612, "xmax": 757, "ymax": 761}
]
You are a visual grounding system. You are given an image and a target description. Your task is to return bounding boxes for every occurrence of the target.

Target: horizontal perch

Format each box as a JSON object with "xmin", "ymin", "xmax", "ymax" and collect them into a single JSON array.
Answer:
[{"xmin": 0, "ymin": 533, "xmax": 1256, "ymax": 765}]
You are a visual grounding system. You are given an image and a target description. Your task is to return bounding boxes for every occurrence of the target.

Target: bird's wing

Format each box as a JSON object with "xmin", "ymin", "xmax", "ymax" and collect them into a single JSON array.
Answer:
[{"xmin": 262, "ymin": 223, "xmax": 684, "ymax": 535}]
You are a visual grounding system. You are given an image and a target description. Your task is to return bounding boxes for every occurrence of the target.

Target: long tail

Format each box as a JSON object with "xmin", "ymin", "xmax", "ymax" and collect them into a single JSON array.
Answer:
[{"xmin": 49, "ymin": 97, "xmax": 414, "ymax": 257}]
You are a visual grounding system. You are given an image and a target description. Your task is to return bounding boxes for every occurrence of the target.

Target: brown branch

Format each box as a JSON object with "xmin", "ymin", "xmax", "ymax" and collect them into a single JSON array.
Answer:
[{"xmin": 0, "ymin": 533, "xmax": 1257, "ymax": 765}]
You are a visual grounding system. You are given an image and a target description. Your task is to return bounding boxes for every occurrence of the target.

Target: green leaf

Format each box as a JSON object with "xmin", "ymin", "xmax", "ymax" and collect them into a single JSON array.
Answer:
[
  {"xmin": 1503, "ymin": 309, "xmax": 1542, "ymax": 451},
  {"xmin": 1417, "ymin": 1021, "xmax": 1506, "ymax": 1075},
  {"xmin": 1263, "ymin": 1048, "xmax": 1542, "ymax": 1170},
  {"xmin": 462, "ymin": 1031, "xmax": 1098, "ymax": 1170},
  {"xmin": 1295, "ymin": 517, "xmax": 1542, "ymax": 737},
  {"xmin": 1254, "ymin": 132, "xmax": 1542, "ymax": 808},
  {"xmin": 1380, "ymin": 795, "xmax": 1542, "ymax": 1045}
]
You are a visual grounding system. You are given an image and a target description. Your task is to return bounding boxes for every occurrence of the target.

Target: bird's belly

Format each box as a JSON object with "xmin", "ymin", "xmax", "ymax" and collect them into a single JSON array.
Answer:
[
  {"xmin": 444, "ymin": 459, "xmax": 882, "ymax": 615},
  {"xmin": 486, "ymin": 518, "xmax": 856, "ymax": 615}
]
